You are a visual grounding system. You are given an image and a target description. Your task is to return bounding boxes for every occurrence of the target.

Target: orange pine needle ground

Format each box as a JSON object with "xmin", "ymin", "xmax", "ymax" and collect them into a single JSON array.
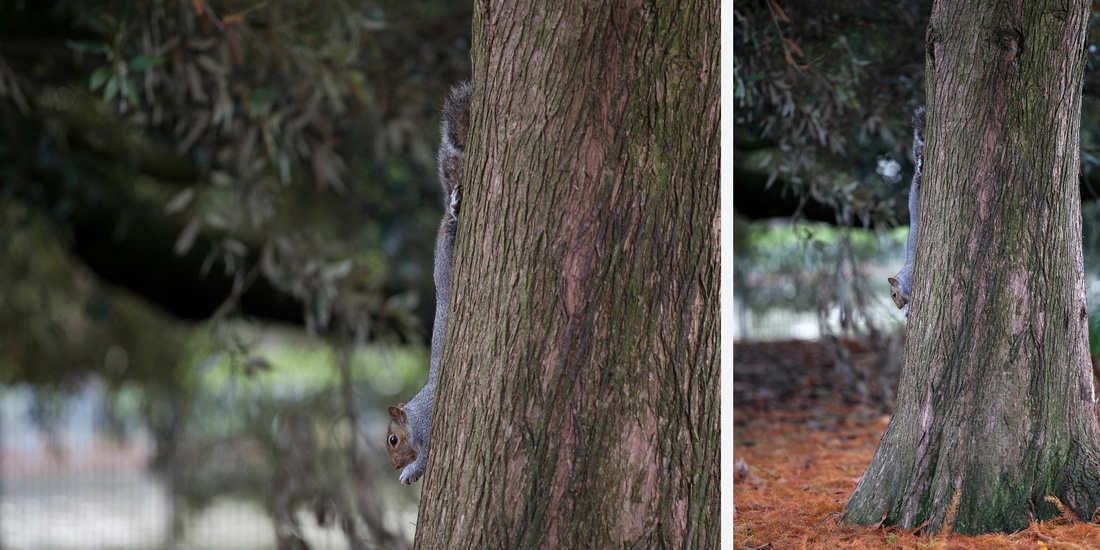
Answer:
[{"xmin": 734, "ymin": 341, "xmax": 1100, "ymax": 549}]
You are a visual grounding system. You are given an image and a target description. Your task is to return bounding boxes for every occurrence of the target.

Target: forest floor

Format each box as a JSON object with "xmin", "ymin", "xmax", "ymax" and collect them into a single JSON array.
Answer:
[{"xmin": 734, "ymin": 340, "xmax": 1100, "ymax": 549}]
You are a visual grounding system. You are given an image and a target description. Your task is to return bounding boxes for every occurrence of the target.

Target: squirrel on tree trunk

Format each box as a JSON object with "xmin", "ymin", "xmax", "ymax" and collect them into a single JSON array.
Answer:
[
  {"xmin": 888, "ymin": 106, "xmax": 926, "ymax": 317},
  {"xmin": 386, "ymin": 82, "xmax": 470, "ymax": 484}
]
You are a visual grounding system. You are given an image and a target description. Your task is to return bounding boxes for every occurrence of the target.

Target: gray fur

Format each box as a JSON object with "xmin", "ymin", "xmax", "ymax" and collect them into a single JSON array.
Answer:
[
  {"xmin": 392, "ymin": 82, "xmax": 469, "ymax": 484},
  {"xmin": 889, "ymin": 106, "xmax": 925, "ymax": 317}
]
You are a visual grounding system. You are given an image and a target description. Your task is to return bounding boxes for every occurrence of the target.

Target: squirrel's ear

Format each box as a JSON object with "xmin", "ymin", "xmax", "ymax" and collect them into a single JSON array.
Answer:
[
  {"xmin": 388, "ymin": 405, "xmax": 408, "ymax": 423},
  {"xmin": 887, "ymin": 277, "xmax": 898, "ymax": 287}
]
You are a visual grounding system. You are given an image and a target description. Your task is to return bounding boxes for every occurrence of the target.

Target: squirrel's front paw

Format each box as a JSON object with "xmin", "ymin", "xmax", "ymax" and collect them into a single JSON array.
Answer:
[{"xmin": 399, "ymin": 465, "xmax": 424, "ymax": 485}]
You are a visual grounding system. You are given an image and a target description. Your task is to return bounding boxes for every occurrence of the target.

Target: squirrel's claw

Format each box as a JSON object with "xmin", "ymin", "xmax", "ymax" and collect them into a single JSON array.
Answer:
[{"xmin": 399, "ymin": 464, "xmax": 425, "ymax": 485}]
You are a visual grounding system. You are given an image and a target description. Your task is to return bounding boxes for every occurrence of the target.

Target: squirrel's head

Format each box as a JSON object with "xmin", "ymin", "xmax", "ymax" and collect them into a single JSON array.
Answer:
[
  {"xmin": 387, "ymin": 404, "xmax": 418, "ymax": 470},
  {"xmin": 887, "ymin": 277, "xmax": 910, "ymax": 310}
]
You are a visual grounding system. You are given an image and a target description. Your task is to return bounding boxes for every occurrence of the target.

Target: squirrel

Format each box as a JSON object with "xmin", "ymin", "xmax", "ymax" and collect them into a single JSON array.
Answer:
[
  {"xmin": 386, "ymin": 81, "xmax": 470, "ymax": 485},
  {"xmin": 887, "ymin": 106, "xmax": 926, "ymax": 317}
]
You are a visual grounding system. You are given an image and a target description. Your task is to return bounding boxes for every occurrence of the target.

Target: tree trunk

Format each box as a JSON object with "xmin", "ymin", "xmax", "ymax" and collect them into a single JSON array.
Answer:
[
  {"xmin": 412, "ymin": 1, "xmax": 719, "ymax": 548},
  {"xmin": 843, "ymin": 0, "xmax": 1100, "ymax": 534}
]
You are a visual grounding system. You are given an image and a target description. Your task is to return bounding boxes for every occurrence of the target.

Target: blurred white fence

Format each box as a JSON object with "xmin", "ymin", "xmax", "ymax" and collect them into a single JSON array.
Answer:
[{"xmin": 0, "ymin": 381, "xmax": 356, "ymax": 550}]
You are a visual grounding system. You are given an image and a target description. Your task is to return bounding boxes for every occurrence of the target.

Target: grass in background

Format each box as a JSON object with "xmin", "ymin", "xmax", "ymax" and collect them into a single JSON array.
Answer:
[{"xmin": 197, "ymin": 340, "xmax": 427, "ymax": 398}]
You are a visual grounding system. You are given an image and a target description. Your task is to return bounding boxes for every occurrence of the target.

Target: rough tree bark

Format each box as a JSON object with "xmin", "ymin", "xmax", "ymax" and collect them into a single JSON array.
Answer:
[
  {"xmin": 413, "ymin": 1, "xmax": 719, "ymax": 548},
  {"xmin": 842, "ymin": 0, "xmax": 1100, "ymax": 534}
]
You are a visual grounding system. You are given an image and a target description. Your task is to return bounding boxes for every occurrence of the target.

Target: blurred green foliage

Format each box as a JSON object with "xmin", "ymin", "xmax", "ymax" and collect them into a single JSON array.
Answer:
[
  {"xmin": 0, "ymin": 0, "xmax": 473, "ymax": 543},
  {"xmin": 0, "ymin": 0, "xmax": 473, "ymax": 383},
  {"xmin": 735, "ymin": 3, "xmax": 1100, "ymax": 227},
  {"xmin": 196, "ymin": 336, "xmax": 426, "ymax": 396},
  {"xmin": 0, "ymin": 200, "xmax": 200, "ymax": 389},
  {"xmin": 734, "ymin": 0, "xmax": 928, "ymax": 227},
  {"xmin": 734, "ymin": 212, "xmax": 905, "ymax": 316}
]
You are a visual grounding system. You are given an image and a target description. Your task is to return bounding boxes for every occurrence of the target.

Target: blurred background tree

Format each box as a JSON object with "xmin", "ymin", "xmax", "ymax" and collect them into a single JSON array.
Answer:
[{"xmin": 0, "ymin": 0, "xmax": 473, "ymax": 547}]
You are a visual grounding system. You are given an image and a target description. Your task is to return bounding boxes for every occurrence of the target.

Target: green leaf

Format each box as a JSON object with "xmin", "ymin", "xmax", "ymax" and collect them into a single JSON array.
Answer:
[
  {"xmin": 164, "ymin": 188, "xmax": 196, "ymax": 215},
  {"xmin": 103, "ymin": 75, "xmax": 119, "ymax": 101},
  {"xmin": 125, "ymin": 77, "xmax": 139, "ymax": 107},
  {"xmin": 128, "ymin": 55, "xmax": 166, "ymax": 71},
  {"xmin": 89, "ymin": 67, "xmax": 110, "ymax": 91},
  {"xmin": 321, "ymin": 259, "xmax": 353, "ymax": 282},
  {"xmin": 248, "ymin": 87, "xmax": 280, "ymax": 116},
  {"xmin": 174, "ymin": 218, "xmax": 202, "ymax": 257},
  {"xmin": 196, "ymin": 351, "xmax": 222, "ymax": 375}
]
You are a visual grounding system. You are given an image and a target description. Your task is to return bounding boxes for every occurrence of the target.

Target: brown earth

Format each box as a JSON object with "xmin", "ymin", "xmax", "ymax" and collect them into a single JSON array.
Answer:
[{"xmin": 734, "ymin": 340, "xmax": 1100, "ymax": 549}]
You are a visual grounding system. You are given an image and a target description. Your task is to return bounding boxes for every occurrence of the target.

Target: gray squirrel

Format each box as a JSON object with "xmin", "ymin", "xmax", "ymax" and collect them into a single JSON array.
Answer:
[
  {"xmin": 887, "ymin": 106, "xmax": 926, "ymax": 317},
  {"xmin": 386, "ymin": 82, "xmax": 470, "ymax": 484}
]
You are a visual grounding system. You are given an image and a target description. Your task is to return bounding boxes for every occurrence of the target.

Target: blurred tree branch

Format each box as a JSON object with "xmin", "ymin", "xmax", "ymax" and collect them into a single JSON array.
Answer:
[
  {"xmin": 735, "ymin": 0, "xmax": 1100, "ymax": 228},
  {"xmin": 0, "ymin": 1, "xmax": 473, "ymax": 336}
]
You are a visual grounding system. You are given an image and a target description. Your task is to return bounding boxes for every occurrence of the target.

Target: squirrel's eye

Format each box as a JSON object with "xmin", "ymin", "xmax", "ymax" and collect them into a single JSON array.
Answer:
[
  {"xmin": 892, "ymin": 291, "xmax": 897, "ymax": 298},
  {"xmin": 389, "ymin": 435, "xmax": 398, "ymax": 446}
]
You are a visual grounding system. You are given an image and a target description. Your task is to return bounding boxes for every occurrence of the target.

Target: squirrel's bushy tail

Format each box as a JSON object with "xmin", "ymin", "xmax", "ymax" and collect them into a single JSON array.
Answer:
[{"xmin": 438, "ymin": 82, "xmax": 471, "ymax": 212}]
